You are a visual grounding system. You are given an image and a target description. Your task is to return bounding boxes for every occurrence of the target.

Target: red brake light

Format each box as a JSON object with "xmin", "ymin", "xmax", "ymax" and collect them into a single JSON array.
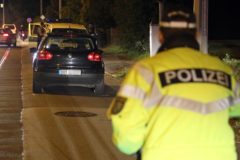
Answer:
[
  {"xmin": 38, "ymin": 50, "xmax": 53, "ymax": 60},
  {"xmin": 3, "ymin": 33, "xmax": 9, "ymax": 37},
  {"xmin": 88, "ymin": 52, "xmax": 101, "ymax": 62}
]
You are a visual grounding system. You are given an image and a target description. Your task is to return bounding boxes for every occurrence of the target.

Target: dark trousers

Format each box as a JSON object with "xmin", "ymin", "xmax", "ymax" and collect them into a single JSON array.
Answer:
[
  {"xmin": 136, "ymin": 151, "xmax": 141, "ymax": 160},
  {"xmin": 37, "ymin": 36, "xmax": 43, "ymax": 48}
]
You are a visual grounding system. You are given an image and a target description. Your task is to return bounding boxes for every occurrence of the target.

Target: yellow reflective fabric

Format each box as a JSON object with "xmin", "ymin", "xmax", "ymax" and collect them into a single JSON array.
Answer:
[
  {"xmin": 107, "ymin": 64, "xmax": 151, "ymax": 154},
  {"xmin": 108, "ymin": 47, "xmax": 238, "ymax": 160},
  {"xmin": 111, "ymin": 98, "xmax": 148, "ymax": 155},
  {"xmin": 119, "ymin": 85, "xmax": 146, "ymax": 100}
]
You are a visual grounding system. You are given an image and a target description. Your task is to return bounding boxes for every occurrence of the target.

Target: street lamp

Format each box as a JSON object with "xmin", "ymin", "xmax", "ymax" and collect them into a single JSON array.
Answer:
[
  {"xmin": 40, "ymin": 0, "xmax": 43, "ymax": 16},
  {"xmin": 1, "ymin": 0, "xmax": 5, "ymax": 25},
  {"xmin": 194, "ymin": 0, "xmax": 209, "ymax": 53},
  {"xmin": 59, "ymin": 0, "xmax": 62, "ymax": 19}
]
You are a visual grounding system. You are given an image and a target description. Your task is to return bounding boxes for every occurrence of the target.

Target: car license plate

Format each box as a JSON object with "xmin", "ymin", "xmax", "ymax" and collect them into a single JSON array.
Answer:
[{"xmin": 59, "ymin": 70, "xmax": 81, "ymax": 75}]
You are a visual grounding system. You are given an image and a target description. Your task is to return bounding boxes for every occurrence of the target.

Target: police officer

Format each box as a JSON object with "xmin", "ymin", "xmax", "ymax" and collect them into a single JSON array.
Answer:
[
  {"xmin": 37, "ymin": 22, "xmax": 46, "ymax": 47},
  {"xmin": 107, "ymin": 7, "xmax": 240, "ymax": 160}
]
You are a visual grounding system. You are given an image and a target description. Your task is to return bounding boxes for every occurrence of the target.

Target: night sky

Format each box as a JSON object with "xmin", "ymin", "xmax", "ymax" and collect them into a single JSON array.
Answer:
[
  {"xmin": 209, "ymin": 1, "xmax": 240, "ymax": 40},
  {"xmin": 164, "ymin": 0, "xmax": 240, "ymax": 40}
]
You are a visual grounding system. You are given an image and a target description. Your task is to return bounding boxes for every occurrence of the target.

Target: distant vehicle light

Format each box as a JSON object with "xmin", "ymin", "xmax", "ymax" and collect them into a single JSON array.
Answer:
[
  {"xmin": 38, "ymin": 50, "xmax": 53, "ymax": 60},
  {"xmin": 88, "ymin": 52, "xmax": 101, "ymax": 62},
  {"xmin": 3, "ymin": 33, "xmax": 9, "ymax": 37}
]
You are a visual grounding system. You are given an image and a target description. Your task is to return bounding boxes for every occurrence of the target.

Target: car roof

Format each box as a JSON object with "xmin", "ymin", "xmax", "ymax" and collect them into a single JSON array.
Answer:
[
  {"xmin": 3, "ymin": 24, "xmax": 16, "ymax": 26},
  {"xmin": 29, "ymin": 22, "xmax": 86, "ymax": 29},
  {"xmin": 47, "ymin": 23, "xmax": 86, "ymax": 29}
]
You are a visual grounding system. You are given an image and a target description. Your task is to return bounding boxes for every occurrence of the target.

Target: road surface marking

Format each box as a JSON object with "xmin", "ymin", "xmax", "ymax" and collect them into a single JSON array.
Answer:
[{"xmin": 0, "ymin": 48, "xmax": 11, "ymax": 69}]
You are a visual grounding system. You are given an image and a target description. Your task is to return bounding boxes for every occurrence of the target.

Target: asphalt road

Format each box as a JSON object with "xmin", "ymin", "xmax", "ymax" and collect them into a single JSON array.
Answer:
[
  {"xmin": 0, "ymin": 46, "xmax": 134, "ymax": 160},
  {"xmin": 0, "ymin": 47, "xmax": 22, "ymax": 160},
  {"xmin": 20, "ymin": 46, "xmax": 133, "ymax": 160}
]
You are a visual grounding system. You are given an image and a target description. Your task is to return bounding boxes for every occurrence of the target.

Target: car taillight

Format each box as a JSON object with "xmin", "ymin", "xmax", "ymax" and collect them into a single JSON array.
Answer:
[
  {"xmin": 3, "ymin": 33, "xmax": 9, "ymax": 37},
  {"xmin": 38, "ymin": 50, "xmax": 53, "ymax": 60},
  {"xmin": 88, "ymin": 52, "xmax": 101, "ymax": 62}
]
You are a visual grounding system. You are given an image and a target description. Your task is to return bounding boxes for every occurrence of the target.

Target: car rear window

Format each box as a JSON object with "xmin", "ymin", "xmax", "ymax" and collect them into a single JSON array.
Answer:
[
  {"xmin": 52, "ymin": 29, "xmax": 88, "ymax": 34},
  {"xmin": 43, "ymin": 37, "xmax": 95, "ymax": 52},
  {"xmin": 4, "ymin": 25, "xmax": 15, "ymax": 30}
]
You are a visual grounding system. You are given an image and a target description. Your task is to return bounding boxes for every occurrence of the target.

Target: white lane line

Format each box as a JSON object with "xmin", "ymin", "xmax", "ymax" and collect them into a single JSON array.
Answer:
[{"xmin": 0, "ymin": 48, "xmax": 11, "ymax": 69}]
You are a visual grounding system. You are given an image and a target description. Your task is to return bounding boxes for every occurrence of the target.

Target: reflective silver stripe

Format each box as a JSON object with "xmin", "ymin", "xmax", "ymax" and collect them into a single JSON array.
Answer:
[
  {"xmin": 143, "ymin": 81, "xmax": 162, "ymax": 107},
  {"xmin": 118, "ymin": 85, "xmax": 146, "ymax": 100},
  {"xmin": 135, "ymin": 64, "xmax": 154, "ymax": 84},
  {"xmin": 144, "ymin": 94, "xmax": 232, "ymax": 114},
  {"xmin": 160, "ymin": 21, "xmax": 196, "ymax": 29},
  {"xmin": 117, "ymin": 65, "xmax": 153, "ymax": 100}
]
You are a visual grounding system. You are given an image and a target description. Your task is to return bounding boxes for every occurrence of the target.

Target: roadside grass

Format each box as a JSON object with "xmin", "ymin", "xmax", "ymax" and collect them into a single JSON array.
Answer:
[
  {"xmin": 111, "ymin": 67, "xmax": 129, "ymax": 79},
  {"xmin": 106, "ymin": 41, "xmax": 240, "ymax": 79},
  {"xmin": 209, "ymin": 40, "xmax": 240, "ymax": 59},
  {"xmin": 222, "ymin": 54, "xmax": 240, "ymax": 81},
  {"xmin": 103, "ymin": 44, "xmax": 149, "ymax": 60},
  {"xmin": 209, "ymin": 40, "xmax": 240, "ymax": 79},
  {"xmin": 103, "ymin": 45, "xmax": 126, "ymax": 55},
  {"xmin": 103, "ymin": 44, "xmax": 149, "ymax": 78}
]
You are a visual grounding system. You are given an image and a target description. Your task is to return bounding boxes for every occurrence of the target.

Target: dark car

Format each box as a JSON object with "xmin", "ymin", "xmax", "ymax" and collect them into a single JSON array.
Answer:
[
  {"xmin": 0, "ymin": 28, "xmax": 17, "ymax": 46},
  {"xmin": 32, "ymin": 34, "xmax": 105, "ymax": 94}
]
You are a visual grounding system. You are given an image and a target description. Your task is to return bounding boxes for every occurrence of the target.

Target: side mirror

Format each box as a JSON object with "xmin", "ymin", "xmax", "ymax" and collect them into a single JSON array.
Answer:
[{"xmin": 30, "ymin": 47, "xmax": 37, "ymax": 54}]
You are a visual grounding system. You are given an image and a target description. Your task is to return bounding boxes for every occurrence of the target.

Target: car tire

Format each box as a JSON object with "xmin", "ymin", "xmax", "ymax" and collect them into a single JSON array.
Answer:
[
  {"xmin": 94, "ymin": 80, "xmax": 105, "ymax": 95},
  {"xmin": 32, "ymin": 80, "xmax": 42, "ymax": 94}
]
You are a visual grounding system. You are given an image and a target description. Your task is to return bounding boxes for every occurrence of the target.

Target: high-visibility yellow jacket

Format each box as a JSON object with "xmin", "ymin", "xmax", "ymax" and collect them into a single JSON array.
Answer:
[{"xmin": 108, "ymin": 47, "xmax": 240, "ymax": 160}]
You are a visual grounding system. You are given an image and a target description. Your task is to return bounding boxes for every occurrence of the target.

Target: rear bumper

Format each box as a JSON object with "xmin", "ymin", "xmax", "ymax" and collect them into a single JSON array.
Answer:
[
  {"xmin": 34, "ymin": 71, "xmax": 104, "ymax": 88},
  {"xmin": 0, "ymin": 39, "xmax": 16, "ymax": 44},
  {"xmin": 0, "ymin": 40, "xmax": 10, "ymax": 44}
]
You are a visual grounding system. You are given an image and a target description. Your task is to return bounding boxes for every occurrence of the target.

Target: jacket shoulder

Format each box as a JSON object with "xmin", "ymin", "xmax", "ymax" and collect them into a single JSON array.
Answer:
[{"xmin": 201, "ymin": 52, "xmax": 233, "ymax": 72}]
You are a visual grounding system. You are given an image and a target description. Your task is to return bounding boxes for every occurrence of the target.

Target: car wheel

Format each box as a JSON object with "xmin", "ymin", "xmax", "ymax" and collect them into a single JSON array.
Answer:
[
  {"xmin": 94, "ymin": 80, "xmax": 105, "ymax": 95},
  {"xmin": 32, "ymin": 79, "xmax": 42, "ymax": 94}
]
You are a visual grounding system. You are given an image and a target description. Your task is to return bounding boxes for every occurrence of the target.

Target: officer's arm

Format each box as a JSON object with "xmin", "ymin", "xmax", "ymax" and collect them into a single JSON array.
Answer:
[
  {"xmin": 230, "ymin": 81, "xmax": 240, "ymax": 118},
  {"xmin": 107, "ymin": 64, "xmax": 152, "ymax": 155}
]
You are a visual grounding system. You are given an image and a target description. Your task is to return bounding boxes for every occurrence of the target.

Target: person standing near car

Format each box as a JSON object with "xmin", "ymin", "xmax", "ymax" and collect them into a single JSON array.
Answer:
[
  {"xmin": 107, "ymin": 6, "xmax": 240, "ymax": 160},
  {"xmin": 37, "ymin": 22, "xmax": 46, "ymax": 47}
]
